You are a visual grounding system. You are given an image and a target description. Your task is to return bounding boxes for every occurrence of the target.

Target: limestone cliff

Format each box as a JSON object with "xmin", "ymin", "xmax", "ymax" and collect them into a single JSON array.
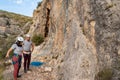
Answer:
[{"xmin": 30, "ymin": 0, "xmax": 120, "ymax": 80}]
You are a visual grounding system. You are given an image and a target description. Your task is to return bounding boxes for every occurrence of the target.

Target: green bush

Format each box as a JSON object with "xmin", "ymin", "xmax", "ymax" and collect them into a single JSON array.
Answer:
[
  {"xmin": 37, "ymin": 2, "xmax": 42, "ymax": 8},
  {"xmin": 0, "ymin": 64, "xmax": 5, "ymax": 80},
  {"xmin": 32, "ymin": 34, "xmax": 44, "ymax": 46},
  {"xmin": 95, "ymin": 68, "xmax": 113, "ymax": 80},
  {"xmin": 0, "ymin": 69, "xmax": 4, "ymax": 80},
  {"xmin": 0, "ymin": 36, "xmax": 15, "ymax": 60}
]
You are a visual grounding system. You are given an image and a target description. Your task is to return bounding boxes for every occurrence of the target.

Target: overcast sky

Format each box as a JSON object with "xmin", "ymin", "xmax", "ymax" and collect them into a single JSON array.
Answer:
[{"xmin": 0, "ymin": 0, "xmax": 42, "ymax": 16}]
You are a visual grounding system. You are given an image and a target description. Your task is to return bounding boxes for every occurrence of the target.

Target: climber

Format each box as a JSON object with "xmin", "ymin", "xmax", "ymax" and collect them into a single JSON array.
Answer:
[
  {"xmin": 23, "ymin": 34, "xmax": 34, "ymax": 73},
  {"xmin": 6, "ymin": 36, "xmax": 24, "ymax": 80}
]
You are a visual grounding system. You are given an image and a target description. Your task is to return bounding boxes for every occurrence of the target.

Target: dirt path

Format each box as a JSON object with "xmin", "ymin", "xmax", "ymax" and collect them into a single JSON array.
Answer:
[
  {"xmin": 19, "ymin": 66, "xmax": 53, "ymax": 80},
  {"xmin": 3, "ymin": 63, "xmax": 53, "ymax": 80}
]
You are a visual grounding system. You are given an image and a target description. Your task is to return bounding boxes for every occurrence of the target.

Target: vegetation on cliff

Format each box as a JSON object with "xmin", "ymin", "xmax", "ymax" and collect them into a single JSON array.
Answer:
[
  {"xmin": 32, "ymin": 34, "xmax": 44, "ymax": 46},
  {"xmin": 0, "ymin": 10, "xmax": 32, "ymax": 27}
]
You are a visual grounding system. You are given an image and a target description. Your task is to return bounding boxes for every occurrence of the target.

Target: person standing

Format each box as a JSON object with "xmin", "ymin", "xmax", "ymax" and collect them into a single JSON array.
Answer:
[
  {"xmin": 6, "ymin": 37, "xmax": 24, "ymax": 80},
  {"xmin": 23, "ymin": 34, "xmax": 34, "ymax": 73}
]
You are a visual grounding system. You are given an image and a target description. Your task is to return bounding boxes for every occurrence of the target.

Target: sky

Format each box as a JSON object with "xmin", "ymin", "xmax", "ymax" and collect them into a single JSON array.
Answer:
[{"xmin": 0, "ymin": 0, "xmax": 42, "ymax": 17}]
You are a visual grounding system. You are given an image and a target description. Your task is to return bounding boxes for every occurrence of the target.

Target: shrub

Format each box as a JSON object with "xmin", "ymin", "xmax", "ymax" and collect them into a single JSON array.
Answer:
[
  {"xmin": 37, "ymin": 2, "xmax": 42, "ymax": 8},
  {"xmin": 0, "ymin": 36, "xmax": 15, "ymax": 60},
  {"xmin": 32, "ymin": 34, "xmax": 44, "ymax": 46},
  {"xmin": 95, "ymin": 68, "xmax": 113, "ymax": 80},
  {"xmin": 0, "ymin": 66, "xmax": 4, "ymax": 80},
  {"xmin": 0, "ymin": 14, "xmax": 7, "ymax": 18}
]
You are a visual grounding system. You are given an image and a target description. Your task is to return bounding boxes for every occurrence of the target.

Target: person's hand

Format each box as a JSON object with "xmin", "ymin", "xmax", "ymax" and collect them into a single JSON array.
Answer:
[
  {"xmin": 6, "ymin": 54, "xmax": 9, "ymax": 58},
  {"xmin": 30, "ymin": 50, "xmax": 33, "ymax": 53},
  {"xmin": 21, "ymin": 53, "xmax": 23, "ymax": 57}
]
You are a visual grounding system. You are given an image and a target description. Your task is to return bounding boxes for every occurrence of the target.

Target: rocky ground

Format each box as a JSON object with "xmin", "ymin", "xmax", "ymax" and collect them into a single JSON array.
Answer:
[
  {"xmin": 3, "ymin": 63, "xmax": 53, "ymax": 80},
  {"xmin": 2, "ymin": 52, "xmax": 54, "ymax": 80}
]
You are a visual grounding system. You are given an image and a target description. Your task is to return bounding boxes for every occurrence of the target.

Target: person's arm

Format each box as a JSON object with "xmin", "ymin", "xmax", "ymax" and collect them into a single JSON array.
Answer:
[
  {"xmin": 31, "ymin": 43, "xmax": 34, "ymax": 52},
  {"xmin": 6, "ymin": 48, "xmax": 13, "ymax": 58}
]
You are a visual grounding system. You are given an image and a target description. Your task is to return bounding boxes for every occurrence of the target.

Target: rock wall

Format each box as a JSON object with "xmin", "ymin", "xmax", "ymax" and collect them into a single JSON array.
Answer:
[{"xmin": 30, "ymin": 0, "xmax": 120, "ymax": 80}]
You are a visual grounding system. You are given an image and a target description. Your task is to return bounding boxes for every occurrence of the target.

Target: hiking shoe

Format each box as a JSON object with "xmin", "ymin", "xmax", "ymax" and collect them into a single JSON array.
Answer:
[
  {"xmin": 24, "ymin": 70, "xmax": 27, "ymax": 73},
  {"xmin": 27, "ymin": 69, "xmax": 32, "ymax": 71},
  {"xmin": 17, "ymin": 75, "xmax": 21, "ymax": 78}
]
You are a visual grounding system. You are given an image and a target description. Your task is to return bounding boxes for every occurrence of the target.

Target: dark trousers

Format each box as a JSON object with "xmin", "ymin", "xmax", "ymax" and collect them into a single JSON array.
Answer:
[
  {"xmin": 12, "ymin": 55, "xmax": 22, "ymax": 80},
  {"xmin": 23, "ymin": 53, "xmax": 31, "ymax": 71}
]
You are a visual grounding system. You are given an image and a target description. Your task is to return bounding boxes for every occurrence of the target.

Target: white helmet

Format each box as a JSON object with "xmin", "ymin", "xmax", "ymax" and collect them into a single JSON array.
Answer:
[
  {"xmin": 26, "ymin": 34, "xmax": 30, "ymax": 37},
  {"xmin": 17, "ymin": 37, "xmax": 24, "ymax": 42}
]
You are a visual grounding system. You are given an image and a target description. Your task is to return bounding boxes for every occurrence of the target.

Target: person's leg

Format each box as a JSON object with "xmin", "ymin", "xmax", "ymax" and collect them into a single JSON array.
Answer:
[
  {"xmin": 13, "ymin": 64, "xmax": 19, "ymax": 80},
  {"xmin": 17, "ymin": 55, "xmax": 22, "ymax": 77},
  {"xmin": 12, "ymin": 56, "xmax": 19, "ymax": 80},
  {"xmin": 23, "ymin": 54, "xmax": 28, "ymax": 73},
  {"xmin": 27, "ymin": 53, "xmax": 31, "ymax": 70}
]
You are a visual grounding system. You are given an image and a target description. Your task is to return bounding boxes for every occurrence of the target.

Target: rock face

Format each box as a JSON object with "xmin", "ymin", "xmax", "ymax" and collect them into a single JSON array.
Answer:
[{"xmin": 29, "ymin": 0, "xmax": 120, "ymax": 80}]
